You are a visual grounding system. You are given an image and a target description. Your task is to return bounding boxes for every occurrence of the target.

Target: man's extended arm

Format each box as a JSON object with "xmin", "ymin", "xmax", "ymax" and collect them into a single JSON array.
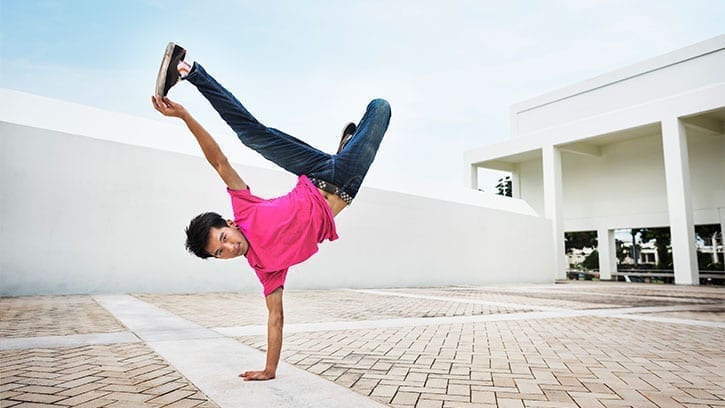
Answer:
[
  {"xmin": 240, "ymin": 287, "xmax": 284, "ymax": 381},
  {"xmin": 151, "ymin": 96, "xmax": 247, "ymax": 190}
]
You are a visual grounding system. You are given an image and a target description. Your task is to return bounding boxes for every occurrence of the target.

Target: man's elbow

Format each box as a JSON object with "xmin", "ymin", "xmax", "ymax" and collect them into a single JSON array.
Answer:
[{"xmin": 211, "ymin": 156, "xmax": 230, "ymax": 170}]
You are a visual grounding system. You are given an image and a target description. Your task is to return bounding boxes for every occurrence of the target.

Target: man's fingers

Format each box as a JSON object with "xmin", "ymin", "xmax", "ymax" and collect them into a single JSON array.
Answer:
[
  {"xmin": 152, "ymin": 96, "xmax": 173, "ymax": 114},
  {"xmin": 162, "ymin": 96, "xmax": 175, "ymax": 108},
  {"xmin": 151, "ymin": 96, "xmax": 168, "ymax": 111}
]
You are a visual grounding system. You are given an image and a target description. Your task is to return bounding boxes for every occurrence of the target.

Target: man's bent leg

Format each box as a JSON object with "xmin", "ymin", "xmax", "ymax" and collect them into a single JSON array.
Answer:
[
  {"xmin": 185, "ymin": 63, "xmax": 331, "ymax": 177},
  {"xmin": 332, "ymin": 99, "xmax": 391, "ymax": 200}
]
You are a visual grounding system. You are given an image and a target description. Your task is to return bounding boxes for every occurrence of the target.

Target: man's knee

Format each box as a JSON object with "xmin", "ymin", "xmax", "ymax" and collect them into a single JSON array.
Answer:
[{"xmin": 368, "ymin": 98, "xmax": 391, "ymax": 118}]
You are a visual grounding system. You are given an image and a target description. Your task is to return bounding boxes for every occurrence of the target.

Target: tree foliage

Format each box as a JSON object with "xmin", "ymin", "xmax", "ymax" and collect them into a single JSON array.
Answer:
[
  {"xmin": 565, "ymin": 231, "xmax": 597, "ymax": 251},
  {"xmin": 695, "ymin": 224, "xmax": 721, "ymax": 242},
  {"xmin": 495, "ymin": 176, "xmax": 512, "ymax": 197},
  {"xmin": 582, "ymin": 249, "xmax": 599, "ymax": 270},
  {"xmin": 639, "ymin": 227, "xmax": 672, "ymax": 268}
]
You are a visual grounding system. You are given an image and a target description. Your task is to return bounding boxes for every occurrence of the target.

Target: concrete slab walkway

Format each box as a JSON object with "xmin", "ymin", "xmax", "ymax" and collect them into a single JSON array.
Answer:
[
  {"xmin": 94, "ymin": 294, "xmax": 385, "ymax": 408},
  {"xmin": 1, "ymin": 282, "xmax": 724, "ymax": 407}
]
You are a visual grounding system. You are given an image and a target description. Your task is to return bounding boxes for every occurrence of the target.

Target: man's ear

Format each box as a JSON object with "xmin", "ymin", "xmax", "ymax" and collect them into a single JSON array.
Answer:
[{"xmin": 226, "ymin": 219, "xmax": 236, "ymax": 228}]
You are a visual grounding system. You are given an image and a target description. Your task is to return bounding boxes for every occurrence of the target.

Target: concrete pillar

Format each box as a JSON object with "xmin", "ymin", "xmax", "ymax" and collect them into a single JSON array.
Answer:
[
  {"xmin": 661, "ymin": 117, "xmax": 699, "ymax": 285},
  {"xmin": 711, "ymin": 234, "xmax": 719, "ymax": 264},
  {"xmin": 466, "ymin": 164, "xmax": 478, "ymax": 189},
  {"xmin": 597, "ymin": 228, "xmax": 617, "ymax": 280},
  {"xmin": 511, "ymin": 168, "xmax": 521, "ymax": 198},
  {"xmin": 720, "ymin": 208, "xmax": 725, "ymax": 264},
  {"xmin": 542, "ymin": 145, "xmax": 566, "ymax": 280}
]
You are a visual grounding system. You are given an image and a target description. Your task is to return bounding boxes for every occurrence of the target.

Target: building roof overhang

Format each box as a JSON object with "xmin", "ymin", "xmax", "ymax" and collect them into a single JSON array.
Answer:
[{"xmin": 465, "ymin": 35, "xmax": 725, "ymax": 171}]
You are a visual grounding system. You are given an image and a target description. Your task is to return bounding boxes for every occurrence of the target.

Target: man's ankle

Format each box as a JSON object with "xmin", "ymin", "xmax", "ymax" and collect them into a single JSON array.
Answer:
[{"xmin": 177, "ymin": 60, "xmax": 192, "ymax": 78}]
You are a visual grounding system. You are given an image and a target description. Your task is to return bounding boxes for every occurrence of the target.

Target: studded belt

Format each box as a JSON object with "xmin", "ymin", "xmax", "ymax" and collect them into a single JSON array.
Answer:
[{"xmin": 309, "ymin": 177, "xmax": 353, "ymax": 205}]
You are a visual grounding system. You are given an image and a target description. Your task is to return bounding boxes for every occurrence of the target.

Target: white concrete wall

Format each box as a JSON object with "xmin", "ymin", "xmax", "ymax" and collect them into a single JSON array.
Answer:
[
  {"xmin": 0, "ymin": 120, "xmax": 554, "ymax": 296},
  {"xmin": 514, "ymin": 129, "xmax": 725, "ymax": 231},
  {"xmin": 562, "ymin": 133, "xmax": 670, "ymax": 230},
  {"xmin": 687, "ymin": 130, "xmax": 725, "ymax": 221},
  {"xmin": 518, "ymin": 159, "xmax": 544, "ymax": 217}
]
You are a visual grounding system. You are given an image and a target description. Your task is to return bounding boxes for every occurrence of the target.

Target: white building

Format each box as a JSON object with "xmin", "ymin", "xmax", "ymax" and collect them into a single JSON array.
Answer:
[
  {"xmin": 619, "ymin": 240, "xmax": 660, "ymax": 266},
  {"xmin": 465, "ymin": 35, "xmax": 725, "ymax": 285},
  {"xmin": 566, "ymin": 247, "xmax": 594, "ymax": 268}
]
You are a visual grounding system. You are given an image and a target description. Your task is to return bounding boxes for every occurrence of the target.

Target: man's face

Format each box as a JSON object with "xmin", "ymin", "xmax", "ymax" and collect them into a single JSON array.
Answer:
[{"xmin": 205, "ymin": 220, "xmax": 249, "ymax": 259}]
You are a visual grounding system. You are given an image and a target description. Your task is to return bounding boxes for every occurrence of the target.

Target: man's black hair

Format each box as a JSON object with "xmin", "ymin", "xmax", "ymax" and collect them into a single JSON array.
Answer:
[{"xmin": 185, "ymin": 212, "xmax": 227, "ymax": 259}]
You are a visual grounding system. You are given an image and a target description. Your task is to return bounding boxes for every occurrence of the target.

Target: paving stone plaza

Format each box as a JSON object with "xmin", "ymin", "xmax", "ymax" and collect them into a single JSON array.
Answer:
[{"xmin": 1, "ymin": 282, "xmax": 723, "ymax": 407}]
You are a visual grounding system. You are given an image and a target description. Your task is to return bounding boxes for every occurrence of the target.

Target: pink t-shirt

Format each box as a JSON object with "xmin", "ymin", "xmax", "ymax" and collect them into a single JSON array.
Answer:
[{"xmin": 227, "ymin": 175, "xmax": 338, "ymax": 296}]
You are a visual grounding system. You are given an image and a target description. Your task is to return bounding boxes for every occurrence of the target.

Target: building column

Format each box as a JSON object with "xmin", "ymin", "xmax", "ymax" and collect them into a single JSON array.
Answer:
[
  {"xmin": 597, "ymin": 228, "xmax": 616, "ymax": 280},
  {"xmin": 542, "ymin": 145, "xmax": 566, "ymax": 280},
  {"xmin": 661, "ymin": 117, "xmax": 699, "ymax": 285},
  {"xmin": 466, "ymin": 164, "xmax": 478, "ymax": 189},
  {"xmin": 510, "ymin": 168, "xmax": 521, "ymax": 198},
  {"xmin": 720, "ymin": 207, "xmax": 725, "ymax": 264}
]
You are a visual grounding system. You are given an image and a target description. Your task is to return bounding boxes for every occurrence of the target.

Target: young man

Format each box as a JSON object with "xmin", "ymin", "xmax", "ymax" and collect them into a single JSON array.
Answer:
[{"xmin": 151, "ymin": 43, "xmax": 390, "ymax": 381}]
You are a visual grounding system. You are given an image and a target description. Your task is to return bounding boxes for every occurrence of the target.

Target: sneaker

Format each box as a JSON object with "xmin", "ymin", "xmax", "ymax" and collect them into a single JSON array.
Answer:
[
  {"xmin": 155, "ymin": 42, "xmax": 187, "ymax": 96},
  {"xmin": 337, "ymin": 122, "xmax": 357, "ymax": 153}
]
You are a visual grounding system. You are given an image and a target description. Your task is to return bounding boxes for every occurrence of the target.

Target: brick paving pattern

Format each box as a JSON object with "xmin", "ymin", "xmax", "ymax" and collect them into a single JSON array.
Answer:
[
  {"xmin": 235, "ymin": 283, "xmax": 725, "ymax": 407},
  {"xmin": 639, "ymin": 307, "xmax": 725, "ymax": 322},
  {"xmin": 2, "ymin": 282, "xmax": 724, "ymax": 407},
  {"xmin": 282, "ymin": 290, "xmax": 531, "ymax": 322},
  {"xmin": 136, "ymin": 293, "xmax": 268, "ymax": 328},
  {"xmin": 139, "ymin": 291, "xmax": 530, "ymax": 328},
  {"xmin": 371, "ymin": 287, "xmax": 620, "ymax": 310},
  {"xmin": 379, "ymin": 285, "xmax": 725, "ymax": 309},
  {"xmin": 0, "ymin": 296, "xmax": 126, "ymax": 338},
  {"xmin": 239, "ymin": 316, "xmax": 724, "ymax": 407},
  {"xmin": 0, "ymin": 342, "xmax": 218, "ymax": 407}
]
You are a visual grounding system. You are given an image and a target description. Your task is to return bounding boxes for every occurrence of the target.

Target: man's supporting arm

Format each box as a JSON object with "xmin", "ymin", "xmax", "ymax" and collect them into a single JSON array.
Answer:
[
  {"xmin": 151, "ymin": 96, "xmax": 247, "ymax": 190},
  {"xmin": 240, "ymin": 287, "xmax": 284, "ymax": 381}
]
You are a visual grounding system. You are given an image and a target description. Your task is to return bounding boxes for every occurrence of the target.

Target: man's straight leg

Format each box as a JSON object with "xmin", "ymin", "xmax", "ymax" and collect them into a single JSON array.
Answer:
[{"xmin": 185, "ymin": 63, "xmax": 331, "ymax": 178}]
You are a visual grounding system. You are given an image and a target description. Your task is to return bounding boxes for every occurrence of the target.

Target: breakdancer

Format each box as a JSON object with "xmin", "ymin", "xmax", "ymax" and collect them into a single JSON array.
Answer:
[{"xmin": 152, "ymin": 43, "xmax": 390, "ymax": 381}]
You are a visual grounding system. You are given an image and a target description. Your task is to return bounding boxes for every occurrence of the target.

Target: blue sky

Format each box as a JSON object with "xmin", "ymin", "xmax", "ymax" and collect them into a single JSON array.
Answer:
[{"xmin": 2, "ymin": 0, "xmax": 724, "ymax": 194}]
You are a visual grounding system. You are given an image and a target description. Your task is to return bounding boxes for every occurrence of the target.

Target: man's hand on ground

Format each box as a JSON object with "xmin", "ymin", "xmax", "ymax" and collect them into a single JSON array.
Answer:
[{"xmin": 239, "ymin": 369, "xmax": 276, "ymax": 381}]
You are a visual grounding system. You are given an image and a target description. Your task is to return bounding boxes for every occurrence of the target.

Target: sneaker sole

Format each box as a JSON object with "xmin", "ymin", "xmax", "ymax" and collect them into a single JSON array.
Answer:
[
  {"xmin": 155, "ymin": 42, "xmax": 177, "ymax": 96},
  {"xmin": 337, "ymin": 122, "xmax": 357, "ymax": 153}
]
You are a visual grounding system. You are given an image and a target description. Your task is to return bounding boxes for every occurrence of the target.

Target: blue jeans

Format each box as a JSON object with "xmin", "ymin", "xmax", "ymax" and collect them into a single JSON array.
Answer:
[{"xmin": 185, "ymin": 63, "xmax": 391, "ymax": 201}]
